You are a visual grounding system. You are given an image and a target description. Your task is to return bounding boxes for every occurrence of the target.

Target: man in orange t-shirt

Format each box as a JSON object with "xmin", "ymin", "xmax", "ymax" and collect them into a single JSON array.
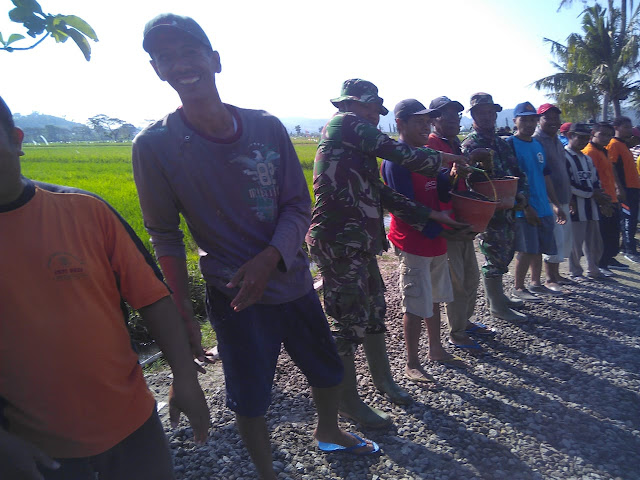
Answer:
[
  {"xmin": 0, "ymin": 96, "xmax": 209, "ymax": 480},
  {"xmin": 607, "ymin": 116, "xmax": 640, "ymax": 263},
  {"xmin": 583, "ymin": 122, "xmax": 628, "ymax": 274}
]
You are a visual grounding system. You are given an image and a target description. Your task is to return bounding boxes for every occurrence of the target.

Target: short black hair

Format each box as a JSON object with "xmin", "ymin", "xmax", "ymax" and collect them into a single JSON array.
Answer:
[
  {"xmin": 612, "ymin": 116, "xmax": 632, "ymax": 127},
  {"xmin": 592, "ymin": 122, "xmax": 615, "ymax": 135},
  {"xmin": 0, "ymin": 96, "xmax": 15, "ymax": 135}
]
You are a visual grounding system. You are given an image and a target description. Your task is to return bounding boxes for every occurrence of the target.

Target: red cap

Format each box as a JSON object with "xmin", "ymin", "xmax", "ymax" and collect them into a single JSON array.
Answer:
[
  {"xmin": 537, "ymin": 103, "xmax": 561, "ymax": 115},
  {"xmin": 632, "ymin": 127, "xmax": 640, "ymax": 138},
  {"xmin": 560, "ymin": 122, "xmax": 572, "ymax": 133}
]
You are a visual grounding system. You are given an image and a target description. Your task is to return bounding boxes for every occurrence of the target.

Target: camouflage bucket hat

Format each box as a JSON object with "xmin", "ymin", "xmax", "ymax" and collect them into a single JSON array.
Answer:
[
  {"xmin": 468, "ymin": 92, "xmax": 502, "ymax": 113},
  {"xmin": 330, "ymin": 79, "xmax": 389, "ymax": 115}
]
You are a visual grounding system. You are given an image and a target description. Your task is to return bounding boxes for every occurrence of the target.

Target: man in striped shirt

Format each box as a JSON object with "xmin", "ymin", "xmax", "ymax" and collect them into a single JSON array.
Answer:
[{"xmin": 564, "ymin": 124, "xmax": 612, "ymax": 279}]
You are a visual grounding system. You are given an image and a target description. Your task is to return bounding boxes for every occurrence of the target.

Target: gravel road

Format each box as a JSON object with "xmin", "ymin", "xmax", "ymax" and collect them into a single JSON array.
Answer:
[{"xmin": 145, "ymin": 251, "xmax": 640, "ymax": 480}]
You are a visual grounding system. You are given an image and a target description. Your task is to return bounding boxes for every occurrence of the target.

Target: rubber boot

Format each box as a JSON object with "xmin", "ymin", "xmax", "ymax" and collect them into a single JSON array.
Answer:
[
  {"xmin": 362, "ymin": 333, "xmax": 413, "ymax": 406},
  {"xmin": 338, "ymin": 354, "xmax": 392, "ymax": 429},
  {"xmin": 483, "ymin": 276, "xmax": 527, "ymax": 322}
]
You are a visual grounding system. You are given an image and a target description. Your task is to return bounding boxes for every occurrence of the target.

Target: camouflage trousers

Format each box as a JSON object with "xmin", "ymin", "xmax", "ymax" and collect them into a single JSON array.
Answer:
[
  {"xmin": 308, "ymin": 242, "xmax": 387, "ymax": 356},
  {"xmin": 478, "ymin": 211, "xmax": 516, "ymax": 278}
]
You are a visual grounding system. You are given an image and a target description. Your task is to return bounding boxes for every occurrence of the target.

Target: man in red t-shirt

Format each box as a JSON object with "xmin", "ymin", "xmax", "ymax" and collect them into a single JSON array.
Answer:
[
  {"xmin": 382, "ymin": 99, "xmax": 471, "ymax": 382},
  {"xmin": 0, "ymin": 96, "xmax": 209, "ymax": 480}
]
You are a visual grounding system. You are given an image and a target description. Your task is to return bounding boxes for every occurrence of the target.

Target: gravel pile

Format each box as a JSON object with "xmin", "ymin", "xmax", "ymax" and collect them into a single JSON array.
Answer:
[{"xmin": 146, "ymin": 252, "xmax": 640, "ymax": 479}]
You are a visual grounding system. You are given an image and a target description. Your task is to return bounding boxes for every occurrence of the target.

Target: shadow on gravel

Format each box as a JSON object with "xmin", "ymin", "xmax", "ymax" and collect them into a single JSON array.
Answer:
[
  {"xmin": 386, "ymin": 400, "xmax": 538, "ymax": 480},
  {"xmin": 458, "ymin": 347, "xmax": 640, "ymax": 479}
]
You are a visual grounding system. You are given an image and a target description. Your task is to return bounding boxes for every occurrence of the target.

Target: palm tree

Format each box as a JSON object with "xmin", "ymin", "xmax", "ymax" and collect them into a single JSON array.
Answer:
[{"xmin": 535, "ymin": 2, "xmax": 640, "ymax": 120}]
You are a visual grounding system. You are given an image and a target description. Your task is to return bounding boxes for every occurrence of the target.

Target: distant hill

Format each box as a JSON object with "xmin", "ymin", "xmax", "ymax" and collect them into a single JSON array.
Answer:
[{"xmin": 14, "ymin": 112, "xmax": 86, "ymax": 130}]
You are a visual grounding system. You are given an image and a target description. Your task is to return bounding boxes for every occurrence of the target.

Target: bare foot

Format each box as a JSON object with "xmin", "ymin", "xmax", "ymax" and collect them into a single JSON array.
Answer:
[{"xmin": 404, "ymin": 365, "xmax": 439, "ymax": 388}]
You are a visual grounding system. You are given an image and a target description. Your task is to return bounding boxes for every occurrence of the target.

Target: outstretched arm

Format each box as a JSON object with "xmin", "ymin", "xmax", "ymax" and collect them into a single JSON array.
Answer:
[{"xmin": 139, "ymin": 296, "xmax": 210, "ymax": 444}]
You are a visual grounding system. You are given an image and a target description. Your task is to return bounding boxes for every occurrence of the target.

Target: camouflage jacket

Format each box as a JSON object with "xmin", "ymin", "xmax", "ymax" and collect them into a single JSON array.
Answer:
[
  {"xmin": 461, "ymin": 130, "xmax": 529, "ymax": 201},
  {"xmin": 306, "ymin": 112, "xmax": 444, "ymax": 255}
]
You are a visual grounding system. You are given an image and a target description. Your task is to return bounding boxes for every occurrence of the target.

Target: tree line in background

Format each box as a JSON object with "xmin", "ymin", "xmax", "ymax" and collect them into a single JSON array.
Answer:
[
  {"xmin": 5, "ymin": 1, "xmax": 640, "ymax": 130},
  {"xmin": 17, "ymin": 112, "xmax": 140, "ymax": 144},
  {"xmin": 535, "ymin": 0, "xmax": 640, "ymax": 122}
]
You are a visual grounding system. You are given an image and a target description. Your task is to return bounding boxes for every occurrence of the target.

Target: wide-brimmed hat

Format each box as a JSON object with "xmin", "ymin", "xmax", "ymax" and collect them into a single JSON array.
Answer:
[
  {"xmin": 143, "ymin": 13, "xmax": 212, "ymax": 53},
  {"xmin": 331, "ymin": 79, "xmax": 389, "ymax": 115},
  {"xmin": 468, "ymin": 92, "xmax": 502, "ymax": 113}
]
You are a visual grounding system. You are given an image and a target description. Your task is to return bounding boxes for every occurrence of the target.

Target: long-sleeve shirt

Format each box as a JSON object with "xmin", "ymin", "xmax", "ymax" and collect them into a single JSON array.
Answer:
[
  {"xmin": 132, "ymin": 105, "xmax": 313, "ymax": 304},
  {"xmin": 565, "ymin": 146, "xmax": 601, "ymax": 222},
  {"xmin": 306, "ymin": 111, "xmax": 444, "ymax": 255}
]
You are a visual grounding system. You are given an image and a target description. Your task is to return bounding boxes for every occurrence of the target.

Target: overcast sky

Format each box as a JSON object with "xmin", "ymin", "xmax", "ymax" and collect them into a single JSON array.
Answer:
[{"xmin": 1, "ymin": 0, "xmax": 588, "ymax": 126}]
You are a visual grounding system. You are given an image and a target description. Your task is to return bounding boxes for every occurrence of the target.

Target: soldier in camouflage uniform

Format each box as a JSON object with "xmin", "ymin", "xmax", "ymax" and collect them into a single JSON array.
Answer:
[
  {"xmin": 461, "ymin": 93, "xmax": 529, "ymax": 322},
  {"xmin": 306, "ymin": 79, "xmax": 468, "ymax": 428}
]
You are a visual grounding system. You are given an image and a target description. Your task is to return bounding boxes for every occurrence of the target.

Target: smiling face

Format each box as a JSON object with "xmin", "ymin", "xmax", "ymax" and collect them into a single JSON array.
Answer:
[
  {"xmin": 397, "ymin": 114, "xmax": 432, "ymax": 147},
  {"xmin": 149, "ymin": 31, "xmax": 220, "ymax": 101},
  {"xmin": 514, "ymin": 115, "xmax": 539, "ymax": 139},
  {"xmin": 539, "ymin": 110, "xmax": 561, "ymax": 136}
]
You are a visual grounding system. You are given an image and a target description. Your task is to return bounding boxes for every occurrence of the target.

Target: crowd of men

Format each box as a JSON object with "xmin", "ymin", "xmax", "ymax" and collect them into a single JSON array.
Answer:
[{"xmin": 2, "ymin": 12, "xmax": 640, "ymax": 480}]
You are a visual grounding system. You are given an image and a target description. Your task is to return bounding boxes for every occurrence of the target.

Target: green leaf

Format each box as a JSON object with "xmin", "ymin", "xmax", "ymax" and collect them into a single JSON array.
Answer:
[
  {"xmin": 12, "ymin": 0, "xmax": 43, "ymax": 15},
  {"xmin": 66, "ymin": 28, "xmax": 91, "ymax": 61},
  {"xmin": 50, "ymin": 25, "xmax": 69, "ymax": 43},
  {"xmin": 8, "ymin": 7, "xmax": 33, "ymax": 23},
  {"xmin": 7, "ymin": 33, "xmax": 25, "ymax": 45},
  {"xmin": 60, "ymin": 15, "xmax": 97, "ymax": 41}
]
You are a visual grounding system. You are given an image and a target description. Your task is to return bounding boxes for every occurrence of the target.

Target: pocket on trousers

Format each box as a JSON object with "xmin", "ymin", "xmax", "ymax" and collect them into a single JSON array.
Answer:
[{"xmin": 400, "ymin": 267, "xmax": 422, "ymax": 298}]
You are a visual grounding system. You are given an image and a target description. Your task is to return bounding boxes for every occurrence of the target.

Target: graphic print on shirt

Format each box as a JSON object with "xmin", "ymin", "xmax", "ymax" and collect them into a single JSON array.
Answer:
[
  {"xmin": 47, "ymin": 252, "xmax": 87, "ymax": 281},
  {"xmin": 229, "ymin": 143, "xmax": 280, "ymax": 222}
]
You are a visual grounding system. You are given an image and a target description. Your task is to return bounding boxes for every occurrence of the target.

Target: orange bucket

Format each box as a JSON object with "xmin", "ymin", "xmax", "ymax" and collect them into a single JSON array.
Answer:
[
  {"xmin": 451, "ymin": 191, "xmax": 497, "ymax": 232},
  {"xmin": 473, "ymin": 176, "xmax": 519, "ymax": 211}
]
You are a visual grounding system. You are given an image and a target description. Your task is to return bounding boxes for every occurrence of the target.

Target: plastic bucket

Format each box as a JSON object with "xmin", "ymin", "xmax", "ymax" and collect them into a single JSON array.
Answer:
[
  {"xmin": 473, "ymin": 176, "xmax": 519, "ymax": 211},
  {"xmin": 451, "ymin": 191, "xmax": 497, "ymax": 232}
]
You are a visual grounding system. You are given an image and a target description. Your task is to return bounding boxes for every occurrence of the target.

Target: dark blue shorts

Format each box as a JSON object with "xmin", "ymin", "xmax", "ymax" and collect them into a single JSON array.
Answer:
[
  {"xmin": 515, "ymin": 216, "xmax": 558, "ymax": 255},
  {"xmin": 205, "ymin": 287, "xmax": 343, "ymax": 417}
]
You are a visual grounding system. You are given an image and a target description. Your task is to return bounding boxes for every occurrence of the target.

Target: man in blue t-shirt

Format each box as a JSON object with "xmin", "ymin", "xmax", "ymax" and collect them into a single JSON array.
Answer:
[{"xmin": 506, "ymin": 102, "xmax": 566, "ymax": 302}]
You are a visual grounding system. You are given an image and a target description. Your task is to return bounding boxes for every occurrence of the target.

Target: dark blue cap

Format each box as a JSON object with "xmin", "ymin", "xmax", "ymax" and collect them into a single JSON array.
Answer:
[{"xmin": 513, "ymin": 102, "xmax": 539, "ymax": 117}]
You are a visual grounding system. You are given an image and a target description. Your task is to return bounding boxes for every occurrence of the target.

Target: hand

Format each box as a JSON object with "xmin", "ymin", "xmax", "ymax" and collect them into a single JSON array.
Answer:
[
  {"xmin": 617, "ymin": 188, "xmax": 627, "ymax": 203},
  {"xmin": 0, "ymin": 429, "xmax": 59, "ymax": 480},
  {"xmin": 227, "ymin": 246, "xmax": 281, "ymax": 312},
  {"xmin": 553, "ymin": 204, "xmax": 567, "ymax": 225},
  {"xmin": 428, "ymin": 210, "xmax": 470, "ymax": 230},
  {"xmin": 442, "ymin": 153, "xmax": 468, "ymax": 169},
  {"xmin": 439, "ymin": 226, "xmax": 476, "ymax": 241},
  {"xmin": 468, "ymin": 148, "xmax": 493, "ymax": 172},
  {"xmin": 182, "ymin": 319, "xmax": 217, "ymax": 373},
  {"xmin": 169, "ymin": 379, "xmax": 210, "ymax": 445},
  {"xmin": 524, "ymin": 205, "xmax": 541, "ymax": 226}
]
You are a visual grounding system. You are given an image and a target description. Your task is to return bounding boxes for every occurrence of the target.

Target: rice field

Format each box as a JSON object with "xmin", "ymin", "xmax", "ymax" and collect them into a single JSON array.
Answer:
[{"xmin": 20, "ymin": 139, "xmax": 319, "ymax": 256}]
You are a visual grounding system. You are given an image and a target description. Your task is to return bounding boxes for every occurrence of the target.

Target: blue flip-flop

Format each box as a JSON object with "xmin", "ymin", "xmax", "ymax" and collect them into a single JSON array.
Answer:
[
  {"xmin": 465, "ymin": 322, "xmax": 495, "ymax": 336},
  {"xmin": 318, "ymin": 433, "xmax": 380, "ymax": 455}
]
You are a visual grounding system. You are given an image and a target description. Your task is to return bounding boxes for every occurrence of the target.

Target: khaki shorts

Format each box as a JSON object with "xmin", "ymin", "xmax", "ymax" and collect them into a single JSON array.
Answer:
[{"xmin": 394, "ymin": 247, "xmax": 453, "ymax": 318}]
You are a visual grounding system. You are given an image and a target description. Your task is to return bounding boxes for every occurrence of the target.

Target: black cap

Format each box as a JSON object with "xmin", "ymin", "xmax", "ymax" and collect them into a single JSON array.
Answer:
[
  {"xmin": 394, "ymin": 99, "xmax": 439, "ymax": 120},
  {"xmin": 568, "ymin": 123, "xmax": 592, "ymax": 136},
  {"xmin": 143, "ymin": 13, "xmax": 212, "ymax": 53},
  {"xmin": 429, "ymin": 96, "xmax": 464, "ymax": 113}
]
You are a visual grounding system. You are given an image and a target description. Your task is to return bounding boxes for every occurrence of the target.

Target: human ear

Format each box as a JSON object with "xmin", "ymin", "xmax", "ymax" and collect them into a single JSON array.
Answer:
[
  {"xmin": 211, "ymin": 51, "xmax": 221, "ymax": 73},
  {"xmin": 13, "ymin": 128, "xmax": 25, "ymax": 156}
]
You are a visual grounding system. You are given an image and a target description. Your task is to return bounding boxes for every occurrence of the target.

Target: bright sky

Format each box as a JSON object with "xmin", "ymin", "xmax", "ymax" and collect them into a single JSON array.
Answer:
[{"xmin": 1, "ymin": 0, "xmax": 588, "ymax": 127}]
